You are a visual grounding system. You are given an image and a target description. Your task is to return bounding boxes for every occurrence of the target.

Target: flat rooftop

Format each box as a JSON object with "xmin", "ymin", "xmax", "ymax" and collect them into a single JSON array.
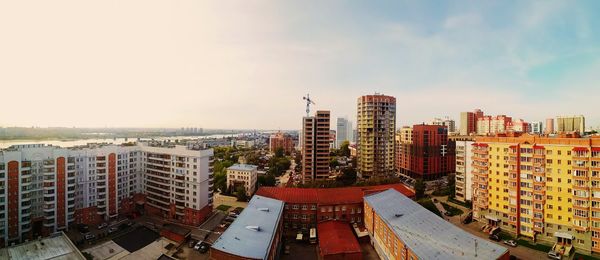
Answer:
[
  {"xmin": 364, "ymin": 189, "xmax": 509, "ymax": 260},
  {"xmin": 228, "ymin": 164, "xmax": 258, "ymax": 172},
  {"xmin": 0, "ymin": 232, "xmax": 85, "ymax": 260},
  {"xmin": 211, "ymin": 195, "xmax": 284, "ymax": 259}
]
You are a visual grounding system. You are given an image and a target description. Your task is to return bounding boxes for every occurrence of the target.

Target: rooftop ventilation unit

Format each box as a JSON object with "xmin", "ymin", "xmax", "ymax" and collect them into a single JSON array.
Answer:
[
  {"xmin": 395, "ymin": 214, "xmax": 404, "ymax": 218},
  {"xmin": 258, "ymin": 208, "xmax": 270, "ymax": 212},
  {"xmin": 246, "ymin": 226, "xmax": 261, "ymax": 232}
]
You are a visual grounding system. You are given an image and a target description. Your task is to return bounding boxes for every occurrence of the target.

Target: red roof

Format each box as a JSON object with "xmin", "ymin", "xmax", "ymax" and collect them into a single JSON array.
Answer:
[
  {"xmin": 317, "ymin": 221, "xmax": 362, "ymax": 256},
  {"xmin": 573, "ymin": 147, "xmax": 589, "ymax": 152},
  {"xmin": 255, "ymin": 183, "xmax": 414, "ymax": 205}
]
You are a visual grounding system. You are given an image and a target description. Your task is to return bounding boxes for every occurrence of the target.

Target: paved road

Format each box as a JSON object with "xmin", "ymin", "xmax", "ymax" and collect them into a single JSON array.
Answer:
[{"xmin": 191, "ymin": 211, "xmax": 226, "ymax": 242}]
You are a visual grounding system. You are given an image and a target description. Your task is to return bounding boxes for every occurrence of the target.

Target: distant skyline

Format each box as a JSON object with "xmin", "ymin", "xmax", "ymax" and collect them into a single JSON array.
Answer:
[{"xmin": 2, "ymin": 1, "xmax": 600, "ymax": 130}]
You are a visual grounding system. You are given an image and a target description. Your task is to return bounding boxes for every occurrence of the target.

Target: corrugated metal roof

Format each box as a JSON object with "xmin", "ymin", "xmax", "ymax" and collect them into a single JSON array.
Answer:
[
  {"xmin": 255, "ymin": 183, "xmax": 414, "ymax": 205},
  {"xmin": 364, "ymin": 189, "xmax": 508, "ymax": 260},
  {"xmin": 211, "ymin": 195, "xmax": 284, "ymax": 259}
]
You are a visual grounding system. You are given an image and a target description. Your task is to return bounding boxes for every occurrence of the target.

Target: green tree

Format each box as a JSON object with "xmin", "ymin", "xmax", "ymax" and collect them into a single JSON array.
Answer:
[
  {"xmin": 338, "ymin": 141, "xmax": 351, "ymax": 157},
  {"xmin": 336, "ymin": 167, "xmax": 357, "ymax": 186},
  {"xmin": 447, "ymin": 173, "xmax": 456, "ymax": 199},
  {"xmin": 330, "ymin": 157, "xmax": 340, "ymax": 168},
  {"xmin": 414, "ymin": 178, "xmax": 426, "ymax": 200},
  {"xmin": 258, "ymin": 174, "xmax": 277, "ymax": 187},
  {"xmin": 213, "ymin": 171, "xmax": 227, "ymax": 193},
  {"xmin": 235, "ymin": 185, "xmax": 248, "ymax": 201},
  {"xmin": 274, "ymin": 147, "xmax": 285, "ymax": 158}
]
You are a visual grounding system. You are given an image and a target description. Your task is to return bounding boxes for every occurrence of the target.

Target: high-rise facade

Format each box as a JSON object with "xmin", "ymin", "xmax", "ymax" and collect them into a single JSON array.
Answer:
[
  {"xmin": 397, "ymin": 124, "xmax": 455, "ymax": 180},
  {"xmin": 269, "ymin": 132, "xmax": 294, "ymax": 154},
  {"xmin": 302, "ymin": 110, "xmax": 331, "ymax": 183},
  {"xmin": 530, "ymin": 121, "xmax": 543, "ymax": 135},
  {"xmin": 459, "ymin": 109, "xmax": 483, "ymax": 135},
  {"xmin": 356, "ymin": 94, "xmax": 396, "ymax": 178},
  {"xmin": 455, "ymin": 139, "xmax": 474, "ymax": 203},
  {"xmin": 0, "ymin": 142, "xmax": 213, "ymax": 246},
  {"xmin": 477, "ymin": 115, "xmax": 513, "ymax": 135},
  {"xmin": 546, "ymin": 118, "xmax": 555, "ymax": 134},
  {"xmin": 557, "ymin": 115, "xmax": 586, "ymax": 135},
  {"xmin": 471, "ymin": 133, "xmax": 600, "ymax": 255},
  {"xmin": 336, "ymin": 117, "xmax": 353, "ymax": 148},
  {"xmin": 395, "ymin": 126, "xmax": 412, "ymax": 175},
  {"xmin": 432, "ymin": 117, "xmax": 456, "ymax": 133}
]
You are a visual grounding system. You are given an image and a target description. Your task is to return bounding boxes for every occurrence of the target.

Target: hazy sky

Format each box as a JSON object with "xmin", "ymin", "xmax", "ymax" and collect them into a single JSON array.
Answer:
[{"xmin": 1, "ymin": 1, "xmax": 600, "ymax": 130}]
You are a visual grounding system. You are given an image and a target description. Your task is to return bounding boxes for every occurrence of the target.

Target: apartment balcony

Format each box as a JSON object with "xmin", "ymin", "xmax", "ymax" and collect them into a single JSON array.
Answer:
[{"xmin": 146, "ymin": 200, "xmax": 169, "ymax": 211}]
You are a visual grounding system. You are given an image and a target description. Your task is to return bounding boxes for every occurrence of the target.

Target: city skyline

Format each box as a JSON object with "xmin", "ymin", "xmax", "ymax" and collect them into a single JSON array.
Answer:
[{"xmin": 2, "ymin": 1, "xmax": 600, "ymax": 129}]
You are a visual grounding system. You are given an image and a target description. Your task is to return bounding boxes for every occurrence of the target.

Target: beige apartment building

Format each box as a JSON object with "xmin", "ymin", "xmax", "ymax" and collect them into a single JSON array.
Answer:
[
  {"xmin": 357, "ymin": 94, "xmax": 396, "ymax": 178},
  {"xmin": 226, "ymin": 164, "xmax": 258, "ymax": 196}
]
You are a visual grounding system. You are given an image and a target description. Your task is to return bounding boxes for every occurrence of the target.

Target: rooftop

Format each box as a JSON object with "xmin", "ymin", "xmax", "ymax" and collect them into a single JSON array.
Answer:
[
  {"xmin": 317, "ymin": 221, "xmax": 362, "ymax": 256},
  {"xmin": 227, "ymin": 163, "xmax": 258, "ymax": 172},
  {"xmin": 0, "ymin": 232, "xmax": 85, "ymax": 260},
  {"xmin": 256, "ymin": 183, "xmax": 414, "ymax": 205},
  {"xmin": 211, "ymin": 195, "xmax": 284, "ymax": 260},
  {"xmin": 364, "ymin": 189, "xmax": 508, "ymax": 260}
]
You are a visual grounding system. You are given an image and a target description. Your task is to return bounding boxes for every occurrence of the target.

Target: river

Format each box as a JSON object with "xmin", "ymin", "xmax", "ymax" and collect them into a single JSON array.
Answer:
[{"xmin": 0, "ymin": 133, "xmax": 245, "ymax": 149}]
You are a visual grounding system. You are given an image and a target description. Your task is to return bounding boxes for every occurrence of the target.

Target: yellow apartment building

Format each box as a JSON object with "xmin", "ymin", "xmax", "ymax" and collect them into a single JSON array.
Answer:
[{"xmin": 472, "ymin": 133, "xmax": 600, "ymax": 256}]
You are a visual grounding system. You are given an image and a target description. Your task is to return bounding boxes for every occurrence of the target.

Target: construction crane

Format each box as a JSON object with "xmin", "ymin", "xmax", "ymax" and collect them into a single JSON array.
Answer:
[{"xmin": 302, "ymin": 94, "xmax": 315, "ymax": 117}]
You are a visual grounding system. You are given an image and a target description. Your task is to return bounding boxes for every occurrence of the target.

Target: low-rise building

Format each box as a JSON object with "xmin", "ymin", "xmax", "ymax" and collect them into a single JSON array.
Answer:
[
  {"xmin": 256, "ymin": 184, "xmax": 414, "ymax": 230},
  {"xmin": 227, "ymin": 164, "xmax": 258, "ymax": 196},
  {"xmin": 317, "ymin": 220, "xmax": 362, "ymax": 260},
  {"xmin": 0, "ymin": 232, "xmax": 85, "ymax": 260},
  {"xmin": 210, "ymin": 195, "xmax": 284, "ymax": 260},
  {"xmin": 364, "ymin": 189, "xmax": 510, "ymax": 260}
]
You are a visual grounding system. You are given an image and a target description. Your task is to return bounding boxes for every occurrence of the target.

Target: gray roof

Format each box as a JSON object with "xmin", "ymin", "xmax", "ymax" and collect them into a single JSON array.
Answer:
[
  {"xmin": 227, "ymin": 164, "xmax": 258, "ymax": 172},
  {"xmin": 0, "ymin": 232, "xmax": 85, "ymax": 260},
  {"xmin": 211, "ymin": 195, "xmax": 284, "ymax": 259},
  {"xmin": 364, "ymin": 189, "xmax": 508, "ymax": 260}
]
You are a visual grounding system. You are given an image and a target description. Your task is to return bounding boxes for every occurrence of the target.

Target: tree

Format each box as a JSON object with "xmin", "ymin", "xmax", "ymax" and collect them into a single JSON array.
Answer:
[
  {"xmin": 258, "ymin": 174, "xmax": 277, "ymax": 187},
  {"xmin": 414, "ymin": 178, "xmax": 426, "ymax": 200},
  {"xmin": 235, "ymin": 185, "xmax": 248, "ymax": 201},
  {"xmin": 330, "ymin": 157, "xmax": 340, "ymax": 168},
  {"xmin": 214, "ymin": 171, "xmax": 227, "ymax": 193},
  {"xmin": 447, "ymin": 173, "xmax": 456, "ymax": 199},
  {"xmin": 338, "ymin": 141, "xmax": 351, "ymax": 157},
  {"xmin": 337, "ymin": 167, "xmax": 357, "ymax": 186},
  {"xmin": 275, "ymin": 147, "xmax": 285, "ymax": 158}
]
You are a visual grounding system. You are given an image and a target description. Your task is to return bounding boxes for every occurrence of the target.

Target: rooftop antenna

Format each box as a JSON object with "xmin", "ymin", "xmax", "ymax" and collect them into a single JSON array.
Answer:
[{"xmin": 302, "ymin": 94, "xmax": 316, "ymax": 117}]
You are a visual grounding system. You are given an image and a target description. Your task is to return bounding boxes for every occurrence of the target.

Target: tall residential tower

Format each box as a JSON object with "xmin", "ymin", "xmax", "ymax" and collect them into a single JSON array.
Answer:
[
  {"xmin": 357, "ymin": 94, "xmax": 396, "ymax": 178},
  {"xmin": 302, "ymin": 110, "xmax": 331, "ymax": 183}
]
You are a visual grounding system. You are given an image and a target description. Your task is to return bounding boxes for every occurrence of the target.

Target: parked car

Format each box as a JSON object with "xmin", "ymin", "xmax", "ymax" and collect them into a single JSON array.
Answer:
[
  {"xmin": 188, "ymin": 239, "xmax": 198, "ymax": 248},
  {"xmin": 503, "ymin": 240, "xmax": 517, "ymax": 247},
  {"xmin": 108, "ymin": 227, "xmax": 118, "ymax": 234},
  {"xmin": 489, "ymin": 234, "xmax": 500, "ymax": 242},
  {"xmin": 547, "ymin": 251, "xmax": 561, "ymax": 260},
  {"xmin": 194, "ymin": 241, "xmax": 203, "ymax": 250},
  {"xmin": 198, "ymin": 243, "xmax": 210, "ymax": 253},
  {"xmin": 84, "ymin": 233, "xmax": 96, "ymax": 240},
  {"xmin": 97, "ymin": 223, "xmax": 108, "ymax": 229},
  {"xmin": 77, "ymin": 224, "xmax": 89, "ymax": 234}
]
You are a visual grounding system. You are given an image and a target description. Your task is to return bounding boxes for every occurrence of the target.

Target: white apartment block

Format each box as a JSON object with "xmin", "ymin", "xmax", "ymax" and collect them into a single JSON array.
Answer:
[
  {"xmin": 455, "ymin": 140, "xmax": 473, "ymax": 203},
  {"xmin": 0, "ymin": 142, "xmax": 213, "ymax": 246},
  {"xmin": 226, "ymin": 164, "xmax": 258, "ymax": 197}
]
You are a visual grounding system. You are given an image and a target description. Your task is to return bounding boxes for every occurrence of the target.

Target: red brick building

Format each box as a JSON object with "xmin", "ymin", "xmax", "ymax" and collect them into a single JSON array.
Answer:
[
  {"xmin": 255, "ymin": 184, "xmax": 414, "ymax": 230},
  {"xmin": 269, "ymin": 132, "xmax": 295, "ymax": 155},
  {"xmin": 397, "ymin": 124, "xmax": 455, "ymax": 180}
]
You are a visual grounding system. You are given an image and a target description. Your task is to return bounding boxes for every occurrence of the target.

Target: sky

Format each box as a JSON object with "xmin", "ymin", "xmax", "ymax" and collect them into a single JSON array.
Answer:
[{"xmin": 1, "ymin": 0, "xmax": 600, "ymax": 130}]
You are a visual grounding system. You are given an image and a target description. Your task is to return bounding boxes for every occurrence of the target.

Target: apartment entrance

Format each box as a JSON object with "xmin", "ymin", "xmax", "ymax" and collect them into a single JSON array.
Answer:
[{"xmin": 553, "ymin": 232, "xmax": 574, "ymax": 257}]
